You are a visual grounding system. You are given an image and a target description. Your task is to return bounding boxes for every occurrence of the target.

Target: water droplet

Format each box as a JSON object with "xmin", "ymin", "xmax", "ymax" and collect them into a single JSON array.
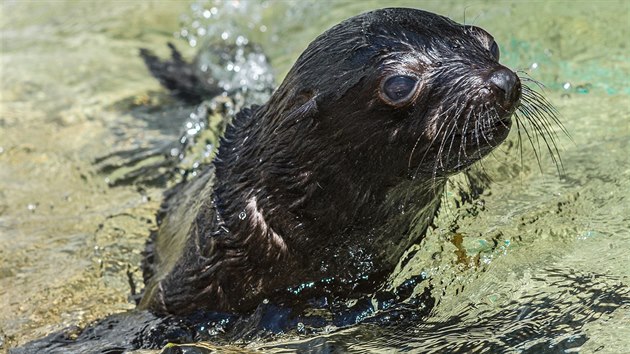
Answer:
[
  {"xmin": 563, "ymin": 82, "xmax": 571, "ymax": 90},
  {"xmin": 238, "ymin": 211, "xmax": 246, "ymax": 220},
  {"xmin": 236, "ymin": 35, "xmax": 248, "ymax": 46}
]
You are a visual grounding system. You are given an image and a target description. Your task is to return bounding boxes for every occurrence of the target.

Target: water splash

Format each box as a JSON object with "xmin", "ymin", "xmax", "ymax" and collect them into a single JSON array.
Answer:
[{"xmin": 178, "ymin": 0, "xmax": 267, "ymax": 49}]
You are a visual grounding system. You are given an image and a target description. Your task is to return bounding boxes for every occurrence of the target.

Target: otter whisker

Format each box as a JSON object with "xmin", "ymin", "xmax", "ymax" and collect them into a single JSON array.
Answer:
[
  {"xmin": 477, "ymin": 113, "xmax": 496, "ymax": 151},
  {"xmin": 431, "ymin": 117, "xmax": 456, "ymax": 179},
  {"xmin": 517, "ymin": 93, "xmax": 565, "ymax": 174},
  {"xmin": 520, "ymin": 80, "xmax": 568, "ymax": 146},
  {"xmin": 409, "ymin": 104, "xmax": 458, "ymax": 171},
  {"xmin": 411, "ymin": 106, "xmax": 453, "ymax": 172},
  {"xmin": 408, "ymin": 135, "xmax": 424, "ymax": 171},
  {"xmin": 517, "ymin": 71, "xmax": 547, "ymax": 88},
  {"xmin": 517, "ymin": 104, "xmax": 545, "ymax": 149},
  {"xmin": 482, "ymin": 108, "xmax": 510, "ymax": 168},
  {"xmin": 445, "ymin": 118, "xmax": 462, "ymax": 169},
  {"xmin": 518, "ymin": 74, "xmax": 568, "ymax": 170},
  {"xmin": 522, "ymin": 86, "xmax": 568, "ymax": 138},
  {"xmin": 472, "ymin": 111, "xmax": 485, "ymax": 162},
  {"xmin": 458, "ymin": 107, "xmax": 474, "ymax": 163},
  {"xmin": 433, "ymin": 99, "xmax": 465, "ymax": 178},
  {"xmin": 513, "ymin": 111, "xmax": 544, "ymax": 172},
  {"xmin": 521, "ymin": 90, "xmax": 558, "ymax": 125},
  {"xmin": 414, "ymin": 102, "xmax": 461, "ymax": 173},
  {"xmin": 516, "ymin": 70, "xmax": 550, "ymax": 85},
  {"xmin": 514, "ymin": 113, "xmax": 526, "ymax": 168},
  {"xmin": 434, "ymin": 118, "xmax": 457, "ymax": 178}
]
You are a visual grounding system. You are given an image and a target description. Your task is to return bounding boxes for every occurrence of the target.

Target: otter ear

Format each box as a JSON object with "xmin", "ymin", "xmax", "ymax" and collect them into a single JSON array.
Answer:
[{"xmin": 466, "ymin": 26, "xmax": 499, "ymax": 60}]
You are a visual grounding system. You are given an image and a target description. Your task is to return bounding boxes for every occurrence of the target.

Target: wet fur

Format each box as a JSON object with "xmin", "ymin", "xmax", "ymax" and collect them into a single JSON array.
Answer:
[{"xmin": 139, "ymin": 8, "xmax": 560, "ymax": 315}]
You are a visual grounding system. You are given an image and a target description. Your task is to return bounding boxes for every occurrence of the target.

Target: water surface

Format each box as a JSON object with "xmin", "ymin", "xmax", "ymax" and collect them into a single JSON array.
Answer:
[{"xmin": 1, "ymin": 0, "xmax": 628, "ymax": 352}]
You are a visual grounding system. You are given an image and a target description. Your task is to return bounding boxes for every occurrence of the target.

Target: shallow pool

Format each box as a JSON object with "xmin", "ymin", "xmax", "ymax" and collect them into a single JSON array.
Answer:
[{"xmin": 1, "ymin": 1, "xmax": 628, "ymax": 352}]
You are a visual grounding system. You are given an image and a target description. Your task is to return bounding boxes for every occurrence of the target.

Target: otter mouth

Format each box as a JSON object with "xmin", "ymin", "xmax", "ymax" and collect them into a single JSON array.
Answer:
[
  {"xmin": 409, "ymin": 68, "xmax": 523, "ymax": 177},
  {"xmin": 456, "ymin": 98, "xmax": 518, "ymax": 149},
  {"xmin": 409, "ymin": 64, "xmax": 564, "ymax": 179},
  {"xmin": 457, "ymin": 67, "xmax": 522, "ymax": 151}
]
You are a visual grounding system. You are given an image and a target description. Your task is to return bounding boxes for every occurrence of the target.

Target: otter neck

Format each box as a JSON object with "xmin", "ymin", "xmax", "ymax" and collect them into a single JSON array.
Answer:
[{"xmin": 212, "ymin": 105, "xmax": 445, "ymax": 264}]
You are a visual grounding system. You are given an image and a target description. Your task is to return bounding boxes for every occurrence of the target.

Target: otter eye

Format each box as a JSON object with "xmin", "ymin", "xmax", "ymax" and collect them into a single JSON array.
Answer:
[
  {"xmin": 381, "ymin": 75, "xmax": 418, "ymax": 106},
  {"xmin": 490, "ymin": 41, "xmax": 500, "ymax": 60}
]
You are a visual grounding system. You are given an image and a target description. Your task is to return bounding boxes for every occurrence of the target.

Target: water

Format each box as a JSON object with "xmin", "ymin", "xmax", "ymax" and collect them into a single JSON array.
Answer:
[{"xmin": 1, "ymin": 0, "xmax": 628, "ymax": 353}]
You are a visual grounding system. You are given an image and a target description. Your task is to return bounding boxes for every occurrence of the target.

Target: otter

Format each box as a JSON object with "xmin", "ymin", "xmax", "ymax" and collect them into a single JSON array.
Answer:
[
  {"xmin": 138, "ymin": 7, "xmax": 529, "ymax": 316},
  {"xmin": 11, "ymin": 7, "xmax": 565, "ymax": 354}
]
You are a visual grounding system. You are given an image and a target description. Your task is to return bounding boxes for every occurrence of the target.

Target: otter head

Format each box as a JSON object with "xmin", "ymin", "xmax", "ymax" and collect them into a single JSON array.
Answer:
[
  {"xmin": 211, "ymin": 7, "xmax": 530, "ymax": 259},
  {"xmin": 270, "ymin": 8, "xmax": 521, "ymax": 182},
  {"xmin": 140, "ymin": 8, "xmax": 560, "ymax": 317},
  {"xmin": 208, "ymin": 7, "xmax": 527, "ymax": 287}
]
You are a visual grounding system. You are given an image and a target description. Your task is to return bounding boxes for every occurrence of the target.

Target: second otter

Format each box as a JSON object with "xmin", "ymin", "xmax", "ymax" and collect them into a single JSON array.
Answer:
[{"xmin": 140, "ymin": 8, "xmax": 531, "ymax": 315}]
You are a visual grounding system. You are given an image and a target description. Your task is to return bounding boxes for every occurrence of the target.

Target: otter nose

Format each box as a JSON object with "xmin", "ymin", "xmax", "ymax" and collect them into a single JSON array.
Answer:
[{"xmin": 488, "ymin": 68, "xmax": 520, "ymax": 101}]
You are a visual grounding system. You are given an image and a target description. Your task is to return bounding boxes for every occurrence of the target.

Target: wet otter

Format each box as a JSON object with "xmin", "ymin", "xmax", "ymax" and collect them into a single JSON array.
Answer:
[
  {"xmin": 139, "ymin": 7, "xmax": 527, "ymax": 315},
  {"xmin": 11, "ymin": 7, "xmax": 565, "ymax": 354}
]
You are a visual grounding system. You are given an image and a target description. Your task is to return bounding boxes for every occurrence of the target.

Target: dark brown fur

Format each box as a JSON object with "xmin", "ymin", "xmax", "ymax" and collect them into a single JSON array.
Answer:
[{"xmin": 140, "ymin": 8, "xmax": 525, "ymax": 315}]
